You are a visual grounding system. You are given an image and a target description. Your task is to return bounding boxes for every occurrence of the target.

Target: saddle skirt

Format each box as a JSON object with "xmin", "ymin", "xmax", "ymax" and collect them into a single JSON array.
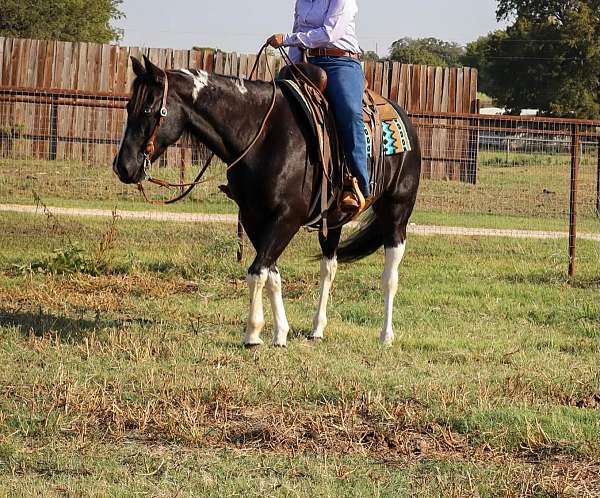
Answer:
[
  {"xmin": 362, "ymin": 90, "xmax": 412, "ymax": 158},
  {"xmin": 277, "ymin": 65, "xmax": 413, "ymax": 233}
]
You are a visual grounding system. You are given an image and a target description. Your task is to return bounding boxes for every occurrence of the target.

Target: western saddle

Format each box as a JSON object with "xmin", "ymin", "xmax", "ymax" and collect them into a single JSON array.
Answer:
[{"xmin": 278, "ymin": 62, "xmax": 401, "ymax": 235}]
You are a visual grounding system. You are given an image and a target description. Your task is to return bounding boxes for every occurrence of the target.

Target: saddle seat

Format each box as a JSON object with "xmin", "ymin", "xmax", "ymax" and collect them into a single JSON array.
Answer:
[{"xmin": 278, "ymin": 63, "xmax": 328, "ymax": 94}]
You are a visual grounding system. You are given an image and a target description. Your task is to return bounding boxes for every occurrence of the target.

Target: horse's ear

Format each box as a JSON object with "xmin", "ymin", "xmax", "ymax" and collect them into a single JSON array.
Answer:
[
  {"xmin": 130, "ymin": 56, "xmax": 146, "ymax": 78},
  {"xmin": 142, "ymin": 55, "xmax": 165, "ymax": 83}
]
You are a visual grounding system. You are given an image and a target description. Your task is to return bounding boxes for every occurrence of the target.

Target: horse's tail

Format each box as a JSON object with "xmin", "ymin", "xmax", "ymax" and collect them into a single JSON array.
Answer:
[{"xmin": 337, "ymin": 210, "xmax": 383, "ymax": 263}]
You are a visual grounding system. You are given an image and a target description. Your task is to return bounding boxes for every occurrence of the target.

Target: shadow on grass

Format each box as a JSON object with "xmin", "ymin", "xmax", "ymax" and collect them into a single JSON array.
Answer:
[{"xmin": 0, "ymin": 309, "xmax": 155, "ymax": 342}]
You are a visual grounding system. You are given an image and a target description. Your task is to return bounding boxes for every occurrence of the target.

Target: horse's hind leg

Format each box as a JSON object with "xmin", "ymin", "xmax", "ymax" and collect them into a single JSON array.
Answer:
[
  {"xmin": 311, "ymin": 228, "xmax": 342, "ymax": 340},
  {"xmin": 375, "ymin": 200, "xmax": 412, "ymax": 345},
  {"xmin": 380, "ymin": 242, "xmax": 406, "ymax": 345}
]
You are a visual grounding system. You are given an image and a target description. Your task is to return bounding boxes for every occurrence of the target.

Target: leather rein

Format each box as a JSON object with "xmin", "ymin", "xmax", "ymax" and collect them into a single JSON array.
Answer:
[{"xmin": 137, "ymin": 43, "xmax": 278, "ymax": 205}]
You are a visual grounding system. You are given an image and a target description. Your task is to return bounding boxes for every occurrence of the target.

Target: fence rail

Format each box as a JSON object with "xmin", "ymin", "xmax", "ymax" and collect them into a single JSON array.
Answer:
[{"xmin": 1, "ymin": 87, "xmax": 598, "ymax": 190}]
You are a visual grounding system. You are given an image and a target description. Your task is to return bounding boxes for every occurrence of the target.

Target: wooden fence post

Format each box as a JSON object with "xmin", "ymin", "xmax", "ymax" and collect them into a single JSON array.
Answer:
[{"xmin": 568, "ymin": 124, "xmax": 581, "ymax": 278}]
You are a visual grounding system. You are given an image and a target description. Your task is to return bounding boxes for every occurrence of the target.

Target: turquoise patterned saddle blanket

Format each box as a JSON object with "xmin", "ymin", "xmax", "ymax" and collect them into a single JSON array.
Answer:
[
  {"xmin": 279, "ymin": 79, "xmax": 412, "ymax": 160},
  {"xmin": 364, "ymin": 117, "xmax": 412, "ymax": 158}
]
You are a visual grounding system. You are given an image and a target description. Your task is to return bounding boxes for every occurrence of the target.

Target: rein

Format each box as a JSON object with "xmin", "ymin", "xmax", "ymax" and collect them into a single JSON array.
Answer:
[{"xmin": 137, "ymin": 43, "xmax": 278, "ymax": 205}]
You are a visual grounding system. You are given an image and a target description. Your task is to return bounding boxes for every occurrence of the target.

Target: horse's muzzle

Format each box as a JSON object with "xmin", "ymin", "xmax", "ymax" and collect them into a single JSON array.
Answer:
[{"xmin": 113, "ymin": 155, "xmax": 145, "ymax": 184}]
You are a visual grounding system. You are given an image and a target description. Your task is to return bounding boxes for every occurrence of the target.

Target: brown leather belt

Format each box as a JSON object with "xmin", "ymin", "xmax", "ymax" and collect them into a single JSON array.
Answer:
[{"xmin": 307, "ymin": 48, "xmax": 360, "ymax": 59}]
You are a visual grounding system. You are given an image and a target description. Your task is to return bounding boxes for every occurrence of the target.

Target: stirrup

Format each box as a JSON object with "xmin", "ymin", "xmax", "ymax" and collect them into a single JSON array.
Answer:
[
  {"xmin": 352, "ymin": 195, "xmax": 375, "ymax": 219},
  {"xmin": 340, "ymin": 177, "xmax": 366, "ymax": 214}
]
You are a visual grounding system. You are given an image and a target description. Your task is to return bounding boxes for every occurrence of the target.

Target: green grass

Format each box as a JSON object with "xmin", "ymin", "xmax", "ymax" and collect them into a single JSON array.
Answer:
[{"xmin": 0, "ymin": 211, "xmax": 597, "ymax": 496}]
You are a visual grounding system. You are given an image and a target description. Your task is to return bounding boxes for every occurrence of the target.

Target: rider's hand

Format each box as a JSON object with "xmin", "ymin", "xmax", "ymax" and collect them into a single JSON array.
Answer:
[{"xmin": 267, "ymin": 34, "xmax": 285, "ymax": 48}]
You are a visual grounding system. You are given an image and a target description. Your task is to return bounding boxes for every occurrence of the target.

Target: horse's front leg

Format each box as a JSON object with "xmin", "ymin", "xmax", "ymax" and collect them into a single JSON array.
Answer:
[
  {"xmin": 266, "ymin": 267, "xmax": 290, "ymax": 347},
  {"xmin": 244, "ymin": 269, "xmax": 268, "ymax": 347},
  {"xmin": 311, "ymin": 228, "xmax": 342, "ymax": 340},
  {"xmin": 243, "ymin": 219, "xmax": 300, "ymax": 348}
]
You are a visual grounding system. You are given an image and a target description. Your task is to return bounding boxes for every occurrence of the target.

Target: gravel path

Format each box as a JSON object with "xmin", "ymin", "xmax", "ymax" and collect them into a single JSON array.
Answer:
[{"xmin": 1, "ymin": 203, "xmax": 598, "ymax": 241}]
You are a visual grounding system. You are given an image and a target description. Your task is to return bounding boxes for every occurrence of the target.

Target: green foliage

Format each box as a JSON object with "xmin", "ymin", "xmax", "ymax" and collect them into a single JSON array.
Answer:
[
  {"xmin": 14, "ymin": 209, "xmax": 120, "ymax": 277},
  {"xmin": 18, "ymin": 243, "xmax": 106, "ymax": 276},
  {"xmin": 0, "ymin": 0, "xmax": 124, "ymax": 43},
  {"xmin": 362, "ymin": 50, "xmax": 380, "ymax": 62},
  {"xmin": 389, "ymin": 37, "xmax": 465, "ymax": 67},
  {"xmin": 496, "ymin": 0, "xmax": 600, "ymax": 23},
  {"xmin": 463, "ymin": 32, "xmax": 504, "ymax": 99},
  {"xmin": 468, "ymin": 0, "xmax": 600, "ymax": 118}
]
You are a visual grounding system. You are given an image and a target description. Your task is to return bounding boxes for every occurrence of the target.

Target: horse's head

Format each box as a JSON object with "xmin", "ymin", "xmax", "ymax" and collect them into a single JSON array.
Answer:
[{"xmin": 113, "ymin": 56, "xmax": 186, "ymax": 184}]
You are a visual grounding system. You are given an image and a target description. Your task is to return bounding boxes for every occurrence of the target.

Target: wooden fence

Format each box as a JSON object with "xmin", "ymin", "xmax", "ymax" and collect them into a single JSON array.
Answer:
[{"xmin": 0, "ymin": 36, "xmax": 478, "ymax": 182}]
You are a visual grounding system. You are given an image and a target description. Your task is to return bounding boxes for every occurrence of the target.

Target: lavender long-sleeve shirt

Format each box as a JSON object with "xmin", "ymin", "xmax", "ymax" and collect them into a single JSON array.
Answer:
[{"xmin": 284, "ymin": 0, "xmax": 361, "ymax": 63}]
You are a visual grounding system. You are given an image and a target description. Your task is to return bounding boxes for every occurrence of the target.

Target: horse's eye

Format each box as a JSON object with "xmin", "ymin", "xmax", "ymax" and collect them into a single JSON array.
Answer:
[{"xmin": 144, "ymin": 106, "xmax": 153, "ymax": 115}]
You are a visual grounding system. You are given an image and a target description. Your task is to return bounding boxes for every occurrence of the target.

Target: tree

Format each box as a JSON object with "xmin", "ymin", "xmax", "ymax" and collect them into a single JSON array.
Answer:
[
  {"xmin": 463, "ymin": 33, "xmax": 503, "ymax": 98},
  {"xmin": 362, "ymin": 51, "xmax": 380, "ymax": 62},
  {"xmin": 0, "ymin": 0, "xmax": 124, "ymax": 43},
  {"xmin": 496, "ymin": 0, "xmax": 600, "ymax": 23},
  {"xmin": 477, "ymin": 0, "xmax": 600, "ymax": 118},
  {"xmin": 389, "ymin": 37, "xmax": 465, "ymax": 67}
]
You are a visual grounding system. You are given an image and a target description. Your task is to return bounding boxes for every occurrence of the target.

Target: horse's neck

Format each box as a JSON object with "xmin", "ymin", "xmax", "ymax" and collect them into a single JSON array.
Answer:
[{"xmin": 183, "ymin": 72, "xmax": 274, "ymax": 164}]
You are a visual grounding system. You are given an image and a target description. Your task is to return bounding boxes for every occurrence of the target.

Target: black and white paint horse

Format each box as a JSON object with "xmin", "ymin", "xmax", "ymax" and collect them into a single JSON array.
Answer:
[{"xmin": 113, "ymin": 56, "xmax": 421, "ymax": 347}]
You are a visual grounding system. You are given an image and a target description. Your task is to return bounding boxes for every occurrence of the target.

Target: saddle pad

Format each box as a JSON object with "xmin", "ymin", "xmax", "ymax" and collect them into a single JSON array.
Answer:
[
  {"xmin": 279, "ymin": 79, "xmax": 412, "ymax": 157},
  {"xmin": 364, "ymin": 117, "xmax": 412, "ymax": 158},
  {"xmin": 278, "ymin": 79, "xmax": 318, "ymax": 137}
]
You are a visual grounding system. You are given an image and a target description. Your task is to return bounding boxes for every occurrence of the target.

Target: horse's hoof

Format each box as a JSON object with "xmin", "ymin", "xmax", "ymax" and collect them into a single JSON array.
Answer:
[
  {"xmin": 308, "ymin": 336, "xmax": 323, "ymax": 343},
  {"xmin": 272, "ymin": 343, "xmax": 287, "ymax": 349},
  {"xmin": 244, "ymin": 342, "xmax": 263, "ymax": 349},
  {"xmin": 379, "ymin": 336, "xmax": 394, "ymax": 346}
]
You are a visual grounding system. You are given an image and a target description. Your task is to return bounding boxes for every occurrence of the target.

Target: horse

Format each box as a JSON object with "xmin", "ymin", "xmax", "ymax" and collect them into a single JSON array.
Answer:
[{"xmin": 113, "ymin": 55, "xmax": 421, "ymax": 347}]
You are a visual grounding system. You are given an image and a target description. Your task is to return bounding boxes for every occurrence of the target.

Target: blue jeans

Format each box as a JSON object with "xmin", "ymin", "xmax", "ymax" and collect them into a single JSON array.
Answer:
[{"xmin": 308, "ymin": 56, "xmax": 369, "ymax": 197}]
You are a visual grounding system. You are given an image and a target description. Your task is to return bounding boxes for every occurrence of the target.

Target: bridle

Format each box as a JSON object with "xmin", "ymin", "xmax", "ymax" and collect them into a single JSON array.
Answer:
[
  {"xmin": 136, "ymin": 43, "xmax": 280, "ymax": 205},
  {"xmin": 141, "ymin": 71, "xmax": 170, "ymax": 181}
]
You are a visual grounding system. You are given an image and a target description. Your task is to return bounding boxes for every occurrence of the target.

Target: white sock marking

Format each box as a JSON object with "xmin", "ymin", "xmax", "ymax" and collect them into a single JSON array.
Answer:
[
  {"xmin": 380, "ymin": 243, "xmax": 406, "ymax": 344},
  {"xmin": 244, "ymin": 269, "xmax": 268, "ymax": 346},
  {"xmin": 311, "ymin": 257, "xmax": 338, "ymax": 339},
  {"xmin": 179, "ymin": 68, "xmax": 209, "ymax": 102},
  {"xmin": 266, "ymin": 269, "xmax": 290, "ymax": 347}
]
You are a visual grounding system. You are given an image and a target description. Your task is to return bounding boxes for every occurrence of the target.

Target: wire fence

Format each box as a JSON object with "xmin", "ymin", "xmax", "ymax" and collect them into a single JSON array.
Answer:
[{"xmin": 0, "ymin": 87, "xmax": 598, "ymax": 276}]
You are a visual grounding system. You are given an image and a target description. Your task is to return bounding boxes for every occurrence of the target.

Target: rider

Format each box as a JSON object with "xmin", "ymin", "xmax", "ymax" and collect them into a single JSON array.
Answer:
[{"xmin": 268, "ymin": 0, "xmax": 369, "ymax": 212}]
